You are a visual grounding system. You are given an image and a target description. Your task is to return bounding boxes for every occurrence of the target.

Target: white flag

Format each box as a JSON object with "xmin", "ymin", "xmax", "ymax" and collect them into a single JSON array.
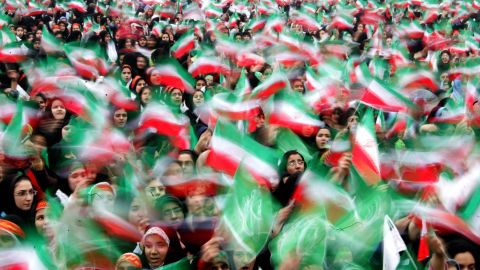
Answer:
[{"xmin": 383, "ymin": 215, "xmax": 407, "ymax": 270}]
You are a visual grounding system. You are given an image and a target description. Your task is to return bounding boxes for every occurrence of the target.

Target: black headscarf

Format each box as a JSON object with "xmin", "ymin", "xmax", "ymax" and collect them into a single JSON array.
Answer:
[{"xmin": 0, "ymin": 173, "xmax": 37, "ymax": 229}]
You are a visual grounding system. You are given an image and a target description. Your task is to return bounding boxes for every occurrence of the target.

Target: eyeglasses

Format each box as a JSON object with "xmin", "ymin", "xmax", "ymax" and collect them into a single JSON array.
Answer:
[
  {"xmin": 287, "ymin": 160, "xmax": 304, "ymax": 167},
  {"xmin": 14, "ymin": 189, "xmax": 37, "ymax": 197}
]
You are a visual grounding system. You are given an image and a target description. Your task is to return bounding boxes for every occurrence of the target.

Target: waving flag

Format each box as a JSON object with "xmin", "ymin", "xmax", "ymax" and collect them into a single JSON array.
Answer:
[
  {"xmin": 352, "ymin": 108, "xmax": 381, "ymax": 185},
  {"xmin": 207, "ymin": 120, "xmax": 280, "ymax": 187}
]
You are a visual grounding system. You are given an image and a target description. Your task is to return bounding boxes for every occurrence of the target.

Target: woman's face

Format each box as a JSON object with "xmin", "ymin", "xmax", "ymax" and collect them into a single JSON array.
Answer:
[
  {"xmin": 195, "ymin": 80, "xmax": 206, "ymax": 91},
  {"xmin": 121, "ymin": 68, "xmax": 132, "ymax": 82},
  {"xmin": 170, "ymin": 89, "xmax": 183, "ymax": 106},
  {"xmin": 68, "ymin": 167, "xmax": 88, "ymax": 192},
  {"xmin": 186, "ymin": 194, "xmax": 205, "ymax": 217},
  {"xmin": 14, "ymin": 179, "xmax": 34, "ymax": 211},
  {"xmin": 136, "ymin": 57, "xmax": 147, "ymax": 69},
  {"xmin": 161, "ymin": 34, "xmax": 170, "ymax": 42},
  {"xmin": 135, "ymin": 80, "xmax": 146, "ymax": 93},
  {"xmin": 61, "ymin": 125, "xmax": 71, "ymax": 141},
  {"xmin": 141, "ymin": 88, "xmax": 152, "ymax": 105},
  {"xmin": 160, "ymin": 202, "xmax": 185, "ymax": 225},
  {"xmin": 91, "ymin": 190, "xmax": 115, "ymax": 210},
  {"xmin": 147, "ymin": 37, "xmax": 157, "ymax": 49},
  {"xmin": 145, "ymin": 179, "xmax": 166, "ymax": 202},
  {"xmin": 35, "ymin": 208, "xmax": 47, "ymax": 235},
  {"xmin": 128, "ymin": 197, "xmax": 148, "ymax": 227},
  {"xmin": 347, "ymin": 115, "xmax": 359, "ymax": 130},
  {"xmin": 35, "ymin": 30, "xmax": 42, "ymax": 39},
  {"xmin": 286, "ymin": 153, "xmax": 305, "ymax": 175},
  {"xmin": 125, "ymin": 39, "xmax": 133, "ymax": 48},
  {"xmin": 113, "ymin": 109, "xmax": 128, "ymax": 128},
  {"xmin": 139, "ymin": 37, "xmax": 147, "ymax": 47},
  {"xmin": 292, "ymin": 80, "xmax": 304, "ymax": 93},
  {"xmin": 150, "ymin": 70, "xmax": 161, "ymax": 85},
  {"xmin": 144, "ymin": 234, "xmax": 168, "ymax": 268},
  {"xmin": 51, "ymin": 99, "xmax": 66, "ymax": 120},
  {"xmin": 441, "ymin": 52, "xmax": 450, "ymax": 64},
  {"xmin": 35, "ymin": 96, "xmax": 46, "ymax": 111},
  {"xmin": 316, "ymin": 128, "xmax": 331, "ymax": 149},
  {"xmin": 192, "ymin": 91, "xmax": 204, "ymax": 107}
]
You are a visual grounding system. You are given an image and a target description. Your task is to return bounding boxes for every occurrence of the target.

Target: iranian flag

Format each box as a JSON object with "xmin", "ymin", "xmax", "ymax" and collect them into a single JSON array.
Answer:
[
  {"xmin": 268, "ymin": 90, "xmax": 325, "ymax": 135},
  {"xmin": 67, "ymin": 0, "xmax": 88, "ymax": 13},
  {"xmin": 265, "ymin": 14, "xmax": 285, "ymax": 33},
  {"xmin": 64, "ymin": 45, "xmax": 109, "ymax": 80},
  {"xmin": 361, "ymin": 78, "xmax": 415, "ymax": 112},
  {"xmin": 207, "ymin": 120, "xmax": 280, "ymax": 187},
  {"xmin": 249, "ymin": 69, "xmax": 288, "ymax": 100},
  {"xmin": 0, "ymin": 46, "xmax": 28, "ymax": 63},
  {"xmin": 329, "ymin": 13, "xmax": 354, "ymax": 30},
  {"xmin": 395, "ymin": 68, "xmax": 439, "ymax": 92},
  {"xmin": 210, "ymin": 92, "xmax": 260, "ymax": 121},
  {"xmin": 188, "ymin": 56, "xmax": 230, "ymax": 78},
  {"xmin": 235, "ymin": 52, "xmax": 265, "ymax": 68},
  {"xmin": 352, "ymin": 108, "xmax": 381, "ymax": 186},
  {"xmin": 204, "ymin": 4, "xmax": 223, "ymax": 18},
  {"xmin": 149, "ymin": 60, "xmax": 195, "ymax": 93},
  {"xmin": 170, "ymin": 30, "xmax": 195, "ymax": 59},
  {"xmin": 40, "ymin": 26, "xmax": 63, "ymax": 54},
  {"xmin": 137, "ymin": 102, "xmax": 190, "ymax": 137},
  {"xmin": 162, "ymin": 173, "xmax": 230, "ymax": 198}
]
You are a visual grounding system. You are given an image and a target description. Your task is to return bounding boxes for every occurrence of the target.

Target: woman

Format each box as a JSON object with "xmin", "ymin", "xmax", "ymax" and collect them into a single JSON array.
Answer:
[
  {"xmin": 87, "ymin": 182, "xmax": 116, "ymax": 210},
  {"xmin": 137, "ymin": 86, "xmax": 153, "ymax": 110},
  {"xmin": 307, "ymin": 127, "xmax": 334, "ymax": 171},
  {"xmin": 120, "ymin": 65, "xmax": 133, "ymax": 88},
  {"xmin": 139, "ymin": 226, "xmax": 170, "ymax": 269},
  {"xmin": 129, "ymin": 76, "xmax": 147, "ymax": 100},
  {"xmin": 184, "ymin": 89, "xmax": 208, "ymax": 138},
  {"xmin": 162, "ymin": 86, "xmax": 184, "ymax": 111},
  {"xmin": 273, "ymin": 150, "xmax": 306, "ymax": 206},
  {"xmin": 112, "ymin": 107, "xmax": 129, "ymax": 129},
  {"xmin": 0, "ymin": 174, "xmax": 38, "ymax": 229},
  {"xmin": 37, "ymin": 97, "xmax": 71, "ymax": 147}
]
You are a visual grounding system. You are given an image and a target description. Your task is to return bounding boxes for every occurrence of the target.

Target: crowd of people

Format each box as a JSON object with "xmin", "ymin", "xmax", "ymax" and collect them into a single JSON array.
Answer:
[{"xmin": 0, "ymin": 0, "xmax": 480, "ymax": 269}]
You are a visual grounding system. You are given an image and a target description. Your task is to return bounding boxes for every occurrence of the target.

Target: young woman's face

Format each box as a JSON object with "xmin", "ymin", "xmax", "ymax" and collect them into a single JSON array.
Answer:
[
  {"xmin": 441, "ymin": 52, "xmax": 450, "ymax": 64},
  {"xmin": 141, "ymin": 88, "xmax": 152, "ymax": 105},
  {"xmin": 68, "ymin": 167, "xmax": 88, "ymax": 192},
  {"xmin": 139, "ymin": 37, "xmax": 147, "ymax": 47},
  {"xmin": 35, "ymin": 208, "xmax": 47, "ymax": 235},
  {"xmin": 160, "ymin": 202, "xmax": 185, "ymax": 225},
  {"xmin": 121, "ymin": 68, "xmax": 132, "ymax": 82},
  {"xmin": 91, "ymin": 190, "xmax": 115, "ymax": 210},
  {"xmin": 113, "ymin": 109, "xmax": 128, "ymax": 128},
  {"xmin": 135, "ymin": 80, "xmax": 146, "ymax": 93},
  {"xmin": 144, "ymin": 179, "xmax": 166, "ymax": 202},
  {"xmin": 292, "ymin": 80, "xmax": 304, "ymax": 93},
  {"xmin": 286, "ymin": 153, "xmax": 305, "ymax": 175},
  {"xmin": 192, "ymin": 91, "xmax": 204, "ymax": 107},
  {"xmin": 136, "ymin": 57, "xmax": 147, "ymax": 69},
  {"xmin": 316, "ymin": 128, "xmax": 331, "ymax": 149},
  {"xmin": 144, "ymin": 234, "xmax": 168, "ymax": 268},
  {"xmin": 14, "ymin": 179, "xmax": 34, "ymax": 211},
  {"xmin": 51, "ymin": 99, "xmax": 66, "ymax": 120},
  {"xmin": 35, "ymin": 96, "xmax": 46, "ymax": 111},
  {"xmin": 170, "ymin": 89, "xmax": 183, "ymax": 106},
  {"xmin": 125, "ymin": 39, "xmax": 133, "ymax": 48},
  {"xmin": 128, "ymin": 197, "xmax": 148, "ymax": 227},
  {"xmin": 147, "ymin": 37, "xmax": 157, "ymax": 49},
  {"xmin": 161, "ymin": 34, "xmax": 170, "ymax": 42},
  {"xmin": 195, "ymin": 80, "xmax": 206, "ymax": 91}
]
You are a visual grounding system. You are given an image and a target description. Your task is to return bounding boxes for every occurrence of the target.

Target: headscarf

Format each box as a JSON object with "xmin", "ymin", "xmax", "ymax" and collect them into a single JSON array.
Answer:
[
  {"xmin": 141, "ymin": 226, "xmax": 170, "ymax": 247},
  {"xmin": 115, "ymin": 252, "xmax": 142, "ymax": 269}
]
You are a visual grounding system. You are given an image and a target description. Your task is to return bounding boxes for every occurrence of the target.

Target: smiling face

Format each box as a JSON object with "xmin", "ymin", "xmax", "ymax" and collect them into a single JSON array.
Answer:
[
  {"xmin": 14, "ymin": 179, "xmax": 34, "ymax": 211},
  {"xmin": 143, "ymin": 234, "xmax": 168, "ymax": 268},
  {"xmin": 51, "ymin": 99, "xmax": 66, "ymax": 120}
]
